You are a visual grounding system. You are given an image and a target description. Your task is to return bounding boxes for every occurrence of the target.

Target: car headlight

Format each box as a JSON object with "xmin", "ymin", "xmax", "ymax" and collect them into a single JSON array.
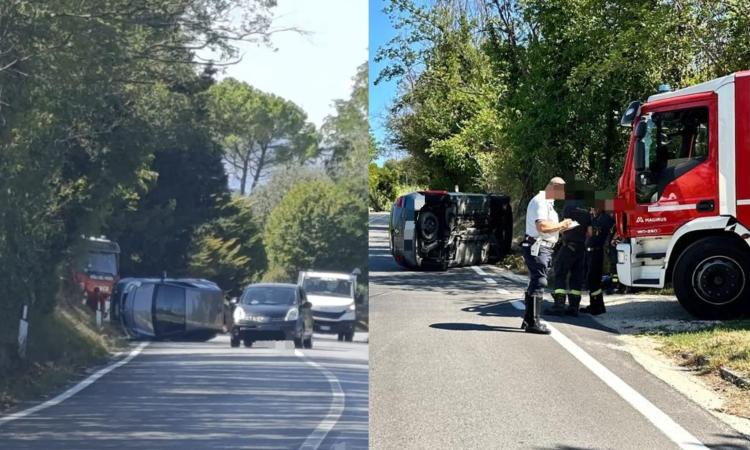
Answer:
[
  {"xmin": 285, "ymin": 307, "xmax": 299, "ymax": 321},
  {"xmin": 348, "ymin": 303, "xmax": 356, "ymax": 311},
  {"xmin": 233, "ymin": 307, "xmax": 246, "ymax": 322},
  {"xmin": 617, "ymin": 251, "xmax": 626, "ymax": 264}
]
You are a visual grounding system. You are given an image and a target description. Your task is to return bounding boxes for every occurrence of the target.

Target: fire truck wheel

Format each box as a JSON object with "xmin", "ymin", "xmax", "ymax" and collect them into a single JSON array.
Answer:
[
  {"xmin": 673, "ymin": 236, "xmax": 750, "ymax": 319},
  {"xmin": 418, "ymin": 211, "xmax": 439, "ymax": 242}
]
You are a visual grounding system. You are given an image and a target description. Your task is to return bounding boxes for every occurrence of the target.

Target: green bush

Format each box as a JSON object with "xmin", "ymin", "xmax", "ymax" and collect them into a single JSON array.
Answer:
[
  {"xmin": 264, "ymin": 179, "xmax": 367, "ymax": 280},
  {"xmin": 188, "ymin": 196, "xmax": 266, "ymax": 296}
]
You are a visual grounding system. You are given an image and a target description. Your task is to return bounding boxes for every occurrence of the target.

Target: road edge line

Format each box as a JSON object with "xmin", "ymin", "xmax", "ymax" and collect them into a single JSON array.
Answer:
[
  {"xmin": 477, "ymin": 268, "xmax": 708, "ymax": 449},
  {"xmin": 545, "ymin": 323, "xmax": 708, "ymax": 449},
  {"xmin": 0, "ymin": 341, "xmax": 149, "ymax": 427},
  {"xmin": 295, "ymin": 349, "xmax": 346, "ymax": 450}
]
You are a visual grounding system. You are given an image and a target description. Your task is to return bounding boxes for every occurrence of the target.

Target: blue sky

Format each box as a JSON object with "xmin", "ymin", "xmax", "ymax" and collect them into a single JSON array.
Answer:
[
  {"xmin": 205, "ymin": 0, "xmax": 368, "ymax": 128},
  {"xmin": 369, "ymin": 0, "xmax": 399, "ymax": 162}
]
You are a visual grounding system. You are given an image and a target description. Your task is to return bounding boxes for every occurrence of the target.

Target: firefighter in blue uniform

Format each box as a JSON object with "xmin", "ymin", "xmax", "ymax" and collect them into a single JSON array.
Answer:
[
  {"xmin": 549, "ymin": 190, "xmax": 592, "ymax": 316},
  {"xmin": 581, "ymin": 201, "xmax": 616, "ymax": 314}
]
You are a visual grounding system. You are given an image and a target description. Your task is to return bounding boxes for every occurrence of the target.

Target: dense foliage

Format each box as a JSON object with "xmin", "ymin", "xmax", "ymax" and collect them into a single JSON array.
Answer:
[
  {"xmin": 0, "ymin": 0, "xmax": 368, "ymax": 357},
  {"xmin": 375, "ymin": 0, "xmax": 750, "ymax": 211},
  {"xmin": 264, "ymin": 179, "xmax": 368, "ymax": 281},
  {"xmin": 0, "ymin": 0, "xmax": 275, "ymax": 329},
  {"xmin": 262, "ymin": 64, "xmax": 369, "ymax": 282}
]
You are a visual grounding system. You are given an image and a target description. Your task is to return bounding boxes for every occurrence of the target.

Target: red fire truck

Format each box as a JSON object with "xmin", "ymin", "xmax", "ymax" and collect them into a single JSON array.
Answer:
[
  {"xmin": 615, "ymin": 71, "xmax": 750, "ymax": 318},
  {"xmin": 73, "ymin": 236, "xmax": 121, "ymax": 308}
]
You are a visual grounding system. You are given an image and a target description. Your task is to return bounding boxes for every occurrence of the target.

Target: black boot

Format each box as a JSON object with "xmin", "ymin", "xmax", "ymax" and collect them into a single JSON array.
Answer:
[
  {"xmin": 545, "ymin": 292, "xmax": 566, "ymax": 316},
  {"xmin": 525, "ymin": 295, "xmax": 551, "ymax": 335},
  {"xmin": 521, "ymin": 292, "xmax": 533, "ymax": 329},
  {"xmin": 581, "ymin": 292, "xmax": 606, "ymax": 315},
  {"xmin": 566, "ymin": 294, "xmax": 581, "ymax": 317}
]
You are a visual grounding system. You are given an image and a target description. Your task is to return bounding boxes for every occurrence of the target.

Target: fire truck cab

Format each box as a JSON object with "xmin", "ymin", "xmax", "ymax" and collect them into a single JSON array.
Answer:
[
  {"xmin": 616, "ymin": 71, "xmax": 750, "ymax": 318},
  {"xmin": 73, "ymin": 236, "xmax": 121, "ymax": 306}
]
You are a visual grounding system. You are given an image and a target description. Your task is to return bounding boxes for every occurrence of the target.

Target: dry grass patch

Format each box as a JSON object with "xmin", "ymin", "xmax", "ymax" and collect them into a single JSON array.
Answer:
[
  {"xmin": 0, "ymin": 301, "xmax": 128, "ymax": 412},
  {"xmin": 651, "ymin": 320, "xmax": 750, "ymax": 417}
]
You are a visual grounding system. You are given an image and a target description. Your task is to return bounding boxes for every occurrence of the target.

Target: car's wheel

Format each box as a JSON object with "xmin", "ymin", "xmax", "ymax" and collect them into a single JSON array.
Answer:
[
  {"xmin": 230, "ymin": 336, "xmax": 240, "ymax": 348},
  {"xmin": 418, "ymin": 210, "xmax": 439, "ymax": 242},
  {"xmin": 304, "ymin": 335, "xmax": 313, "ymax": 349},
  {"xmin": 673, "ymin": 236, "xmax": 750, "ymax": 319},
  {"xmin": 293, "ymin": 337, "xmax": 303, "ymax": 348},
  {"xmin": 344, "ymin": 331, "xmax": 354, "ymax": 342},
  {"xmin": 243, "ymin": 338, "xmax": 253, "ymax": 348}
]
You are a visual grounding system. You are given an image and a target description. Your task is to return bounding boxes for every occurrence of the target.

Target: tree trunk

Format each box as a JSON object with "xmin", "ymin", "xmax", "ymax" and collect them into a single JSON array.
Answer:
[
  {"xmin": 240, "ymin": 155, "xmax": 249, "ymax": 195},
  {"xmin": 250, "ymin": 143, "xmax": 268, "ymax": 191}
]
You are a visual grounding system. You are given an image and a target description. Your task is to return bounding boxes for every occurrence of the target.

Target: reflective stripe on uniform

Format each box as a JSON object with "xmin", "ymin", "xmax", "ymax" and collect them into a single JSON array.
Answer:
[
  {"xmin": 569, "ymin": 289, "xmax": 582, "ymax": 296},
  {"xmin": 590, "ymin": 289, "xmax": 602, "ymax": 296},
  {"xmin": 554, "ymin": 289, "xmax": 567, "ymax": 295}
]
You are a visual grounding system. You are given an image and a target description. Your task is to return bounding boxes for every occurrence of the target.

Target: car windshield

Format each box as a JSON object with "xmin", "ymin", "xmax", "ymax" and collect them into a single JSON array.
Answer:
[
  {"xmin": 302, "ymin": 278, "xmax": 352, "ymax": 298},
  {"xmin": 240, "ymin": 286, "xmax": 296, "ymax": 306}
]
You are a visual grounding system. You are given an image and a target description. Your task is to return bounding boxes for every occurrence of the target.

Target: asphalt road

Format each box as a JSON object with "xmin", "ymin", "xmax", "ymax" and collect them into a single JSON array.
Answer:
[
  {"xmin": 369, "ymin": 212, "xmax": 749, "ymax": 449},
  {"xmin": 0, "ymin": 333, "xmax": 368, "ymax": 450}
]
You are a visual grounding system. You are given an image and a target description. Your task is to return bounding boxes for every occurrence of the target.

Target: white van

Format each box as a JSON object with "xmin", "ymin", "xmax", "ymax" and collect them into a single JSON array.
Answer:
[{"xmin": 298, "ymin": 271, "xmax": 356, "ymax": 341}]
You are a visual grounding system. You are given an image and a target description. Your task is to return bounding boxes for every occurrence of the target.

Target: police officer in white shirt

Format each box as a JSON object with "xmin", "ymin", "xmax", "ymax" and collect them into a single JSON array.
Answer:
[{"xmin": 521, "ymin": 177, "xmax": 573, "ymax": 334}]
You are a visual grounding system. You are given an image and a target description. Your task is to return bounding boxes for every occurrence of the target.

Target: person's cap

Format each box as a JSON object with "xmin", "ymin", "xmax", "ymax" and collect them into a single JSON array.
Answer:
[{"xmin": 549, "ymin": 177, "xmax": 566, "ymax": 185}]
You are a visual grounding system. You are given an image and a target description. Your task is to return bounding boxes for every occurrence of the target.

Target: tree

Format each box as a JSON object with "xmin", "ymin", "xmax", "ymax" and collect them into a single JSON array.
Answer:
[
  {"xmin": 0, "ymin": 0, "xmax": 281, "ymax": 339},
  {"xmin": 207, "ymin": 79, "xmax": 319, "ymax": 194},
  {"xmin": 248, "ymin": 165, "xmax": 331, "ymax": 226},
  {"xmin": 189, "ymin": 196, "xmax": 266, "ymax": 296},
  {"xmin": 323, "ymin": 62, "xmax": 369, "ymax": 181},
  {"xmin": 0, "ymin": 0, "xmax": 280, "ymax": 115},
  {"xmin": 264, "ymin": 179, "xmax": 367, "ymax": 280},
  {"xmin": 376, "ymin": 0, "xmax": 750, "ymax": 211}
]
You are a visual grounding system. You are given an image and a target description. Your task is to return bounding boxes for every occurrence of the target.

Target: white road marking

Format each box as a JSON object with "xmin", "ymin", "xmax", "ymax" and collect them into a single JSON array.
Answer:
[
  {"xmin": 0, "ymin": 342, "xmax": 149, "ymax": 427},
  {"xmin": 546, "ymin": 323, "xmax": 708, "ymax": 450},
  {"xmin": 296, "ymin": 349, "xmax": 346, "ymax": 450},
  {"xmin": 497, "ymin": 288, "xmax": 510, "ymax": 295},
  {"xmin": 483, "ymin": 277, "xmax": 497, "ymax": 284},
  {"xmin": 476, "ymin": 277, "xmax": 708, "ymax": 449},
  {"xmin": 471, "ymin": 265, "xmax": 488, "ymax": 276}
]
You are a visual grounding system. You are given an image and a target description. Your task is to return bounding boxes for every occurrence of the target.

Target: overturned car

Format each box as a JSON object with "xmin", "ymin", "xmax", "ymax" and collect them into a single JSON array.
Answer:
[
  {"xmin": 112, "ymin": 277, "xmax": 224, "ymax": 340},
  {"xmin": 389, "ymin": 191, "xmax": 513, "ymax": 270}
]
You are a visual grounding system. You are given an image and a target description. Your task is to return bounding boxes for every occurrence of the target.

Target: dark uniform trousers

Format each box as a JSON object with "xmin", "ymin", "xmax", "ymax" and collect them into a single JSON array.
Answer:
[
  {"xmin": 553, "ymin": 240, "xmax": 585, "ymax": 297},
  {"xmin": 586, "ymin": 247, "xmax": 605, "ymax": 296},
  {"xmin": 522, "ymin": 242, "xmax": 553, "ymax": 297}
]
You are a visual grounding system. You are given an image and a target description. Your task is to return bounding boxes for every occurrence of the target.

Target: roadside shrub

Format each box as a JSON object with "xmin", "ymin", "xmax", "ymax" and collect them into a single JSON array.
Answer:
[{"xmin": 264, "ymin": 179, "xmax": 367, "ymax": 280}]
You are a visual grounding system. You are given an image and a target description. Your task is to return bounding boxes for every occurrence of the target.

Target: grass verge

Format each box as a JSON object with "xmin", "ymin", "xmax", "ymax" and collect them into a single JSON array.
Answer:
[
  {"xmin": 649, "ymin": 320, "xmax": 750, "ymax": 417},
  {"xmin": 0, "ymin": 300, "xmax": 127, "ymax": 412}
]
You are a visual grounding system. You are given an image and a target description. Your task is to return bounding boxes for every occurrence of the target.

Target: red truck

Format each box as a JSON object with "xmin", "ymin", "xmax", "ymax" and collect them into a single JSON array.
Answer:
[
  {"xmin": 73, "ymin": 236, "xmax": 120, "ymax": 309},
  {"xmin": 615, "ymin": 71, "xmax": 750, "ymax": 318}
]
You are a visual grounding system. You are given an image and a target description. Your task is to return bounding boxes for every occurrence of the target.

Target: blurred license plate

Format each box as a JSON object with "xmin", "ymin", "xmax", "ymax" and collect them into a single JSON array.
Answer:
[{"xmin": 320, "ymin": 325, "xmax": 331, "ymax": 331}]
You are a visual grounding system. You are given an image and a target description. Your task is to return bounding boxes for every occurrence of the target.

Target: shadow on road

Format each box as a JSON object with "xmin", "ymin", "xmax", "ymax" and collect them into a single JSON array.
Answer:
[
  {"xmin": 429, "ymin": 322, "xmax": 525, "ymax": 333},
  {"xmin": 459, "ymin": 299, "xmax": 619, "ymax": 334}
]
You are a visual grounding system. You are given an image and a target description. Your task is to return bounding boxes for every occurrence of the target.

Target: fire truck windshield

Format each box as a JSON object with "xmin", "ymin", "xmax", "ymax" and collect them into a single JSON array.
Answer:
[
  {"xmin": 80, "ymin": 252, "xmax": 118, "ymax": 276},
  {"xmin": 635, "ymin": 107, "xmax": 709, "ymax": 203}
]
